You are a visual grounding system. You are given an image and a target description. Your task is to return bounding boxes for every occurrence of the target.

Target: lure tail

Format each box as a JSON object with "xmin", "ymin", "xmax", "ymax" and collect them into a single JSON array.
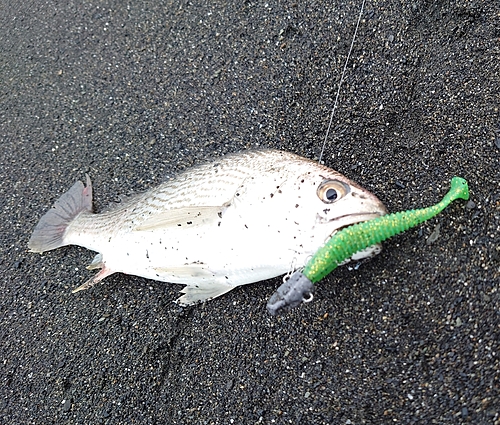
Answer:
[{"xmin": 28, "ymin": 175, "xmax": 93, "ymax": 253}]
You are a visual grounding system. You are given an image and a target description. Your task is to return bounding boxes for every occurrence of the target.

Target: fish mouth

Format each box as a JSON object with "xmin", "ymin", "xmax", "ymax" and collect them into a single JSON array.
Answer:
[{"xmin": 327, "ymin": 211, "xmax": 386, "ymax": 237}]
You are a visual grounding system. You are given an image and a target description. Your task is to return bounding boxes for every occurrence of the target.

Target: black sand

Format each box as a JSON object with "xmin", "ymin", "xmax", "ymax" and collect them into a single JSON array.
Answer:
[{"xmin": 1, "ymin": 1, "xmax": 499, "ymax": 423}]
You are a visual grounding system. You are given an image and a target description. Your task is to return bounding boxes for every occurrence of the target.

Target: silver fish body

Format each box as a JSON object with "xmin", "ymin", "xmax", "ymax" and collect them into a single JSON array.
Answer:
[{"xmin": 28, "ymin": 150, "xmax": 387, "ymax": 305}]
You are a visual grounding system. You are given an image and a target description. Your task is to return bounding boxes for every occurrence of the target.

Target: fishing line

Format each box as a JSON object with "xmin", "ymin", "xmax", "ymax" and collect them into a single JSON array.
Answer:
[{"xmin": 318, "ymin": 0, "xmax": 367, "ymax": 164}]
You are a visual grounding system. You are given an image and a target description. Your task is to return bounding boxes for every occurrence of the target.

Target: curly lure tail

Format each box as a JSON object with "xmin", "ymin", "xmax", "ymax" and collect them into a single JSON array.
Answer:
[{"xmin": 303, "ymin": 177, "xmax": 469, "ymax": 283}]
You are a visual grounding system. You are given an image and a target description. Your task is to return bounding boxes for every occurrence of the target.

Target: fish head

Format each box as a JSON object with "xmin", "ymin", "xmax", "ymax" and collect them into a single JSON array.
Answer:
[
  {"xmin": 284, "ymin": 162, "xmax": 388, "ymax": 249},
  {"xmin": 310, "ymin": 173, "xmax": 387, "ymax": 231}
]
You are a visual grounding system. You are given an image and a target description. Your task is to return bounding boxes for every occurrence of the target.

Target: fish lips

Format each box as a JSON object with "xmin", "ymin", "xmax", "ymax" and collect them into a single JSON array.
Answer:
[{"xmin": 325, "ymin": 211, "xmax": 386, "ymax": 237}]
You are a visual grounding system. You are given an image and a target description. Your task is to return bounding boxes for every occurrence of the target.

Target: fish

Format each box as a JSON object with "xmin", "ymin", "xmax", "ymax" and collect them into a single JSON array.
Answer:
[{"xmin": 28, "ymin": 149, "xmax": 387, "ymax": 305}]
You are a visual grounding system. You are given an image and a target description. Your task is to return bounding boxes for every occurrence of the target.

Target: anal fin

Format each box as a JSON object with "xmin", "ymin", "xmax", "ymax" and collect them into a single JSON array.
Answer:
[
  {"xmin": 72, "ymin": 266, "xmax": 115, "ymax": 293},
  {"xmin": 87, "ymin": 253, "xmax": 104, "ymax": 270}
]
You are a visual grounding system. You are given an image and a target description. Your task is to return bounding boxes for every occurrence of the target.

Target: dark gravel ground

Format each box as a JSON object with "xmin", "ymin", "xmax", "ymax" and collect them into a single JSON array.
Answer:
[{"xmin": 1, "ymin": 0, "xmax": 499, "ymax": 424}]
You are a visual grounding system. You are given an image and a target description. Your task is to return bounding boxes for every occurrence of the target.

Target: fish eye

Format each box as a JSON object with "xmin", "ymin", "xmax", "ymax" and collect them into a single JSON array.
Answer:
[{"xmin": 317, "ymin": 180, "xmax": 350, "ymax": 204}]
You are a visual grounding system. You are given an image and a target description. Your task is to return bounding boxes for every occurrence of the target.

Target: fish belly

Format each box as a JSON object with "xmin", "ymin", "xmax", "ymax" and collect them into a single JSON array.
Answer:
[{"xmin": 97, "ymin": 221, "xmax": 309, "ymax": 287}]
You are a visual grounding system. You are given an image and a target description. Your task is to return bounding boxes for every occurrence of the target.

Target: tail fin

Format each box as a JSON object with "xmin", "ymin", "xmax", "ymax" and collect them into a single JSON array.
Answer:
[{"xmin": 28, "ymin": 175, "xmax": 93, "ymax": 253}]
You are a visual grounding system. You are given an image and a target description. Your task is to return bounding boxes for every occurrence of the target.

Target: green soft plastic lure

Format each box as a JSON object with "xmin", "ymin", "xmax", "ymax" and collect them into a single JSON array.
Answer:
[{"xmin": 267, "ymin": 177, "xmax": 469, "ymax": 315}]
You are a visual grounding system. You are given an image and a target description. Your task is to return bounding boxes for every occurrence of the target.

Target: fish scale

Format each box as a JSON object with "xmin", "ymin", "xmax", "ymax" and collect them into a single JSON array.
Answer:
[{"xmin": 29, "ymin": 149, "xmax": 387, "ymax": 305}]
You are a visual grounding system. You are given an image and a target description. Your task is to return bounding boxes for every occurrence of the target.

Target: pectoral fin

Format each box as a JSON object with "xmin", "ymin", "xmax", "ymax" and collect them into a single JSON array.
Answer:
[
  {"xmin": 153, "ymin": 264, "xmax": 215, "ymax": 279},
  {"xmin": 134, "ymin": 205, "xmax": 228, "ymax": 231}
]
